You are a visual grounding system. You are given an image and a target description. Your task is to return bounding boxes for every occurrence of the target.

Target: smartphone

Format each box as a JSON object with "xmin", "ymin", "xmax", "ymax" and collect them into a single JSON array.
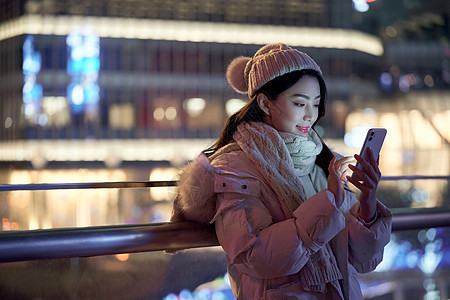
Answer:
[{"xmin": 355, "ymin": 128, "xmax": 387, "ymax": 171}]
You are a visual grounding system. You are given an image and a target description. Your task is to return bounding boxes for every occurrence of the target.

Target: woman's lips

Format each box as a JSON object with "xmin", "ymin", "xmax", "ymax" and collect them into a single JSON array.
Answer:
[{"xmin": 297, "ymin": 126, "xmax": 310, "ymax": 134}]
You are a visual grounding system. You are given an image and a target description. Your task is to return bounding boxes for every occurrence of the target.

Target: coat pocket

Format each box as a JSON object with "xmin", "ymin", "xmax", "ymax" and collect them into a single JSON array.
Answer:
[{"xmin": 265, "ymin": 279, "xmax": 306, "ymax": 300}]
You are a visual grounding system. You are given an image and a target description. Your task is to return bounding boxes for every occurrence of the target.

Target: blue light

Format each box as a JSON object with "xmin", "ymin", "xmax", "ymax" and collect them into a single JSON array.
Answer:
[
  {"xmin": 22, "ymin": 35, "xmax": 43, "ymax": 121},
  {"xmin": 23, "ymin": 36, "xmax": 42, "ymax": 75},
  {"xmin": 84, "ymin": 84, "xmax": 100, "ymax": 105},
  {"xmin": 162, "ymin": 294, "xmax": 178, "ymax": 300},
  {"xmin": 83, "ymin": 57, "xmax": 100, "ymax": 73},
  {"xmin": 353, "ymin": 0, "xmax": 370, "ymax": 12},
  {"xmin": 22, "ymin": 82, "xmax": 43, "ymax": 103},
  {"xmin": 66, "ymin": 25, "xmax": 100, "ymax": 114},
  {"xmin": 380, "ymin": 72, "xmax": 394, "ymax": 93},
  {"xmin": 179, "ymin": 289, "xmax": 194, "ymax": 299},
  {"xmin": 67, "ymin": 83, "xmax": 84, "ymax": 114},
  {"xmin": 67, "ymin": 58, "xmax": 84, "ymax": 75}
]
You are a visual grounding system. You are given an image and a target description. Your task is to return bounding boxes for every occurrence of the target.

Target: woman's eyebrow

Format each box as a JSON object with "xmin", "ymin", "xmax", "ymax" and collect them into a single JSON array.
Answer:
[{"xmin": 292, "ymin": 94, "xmax": 321, "ymax": 100}]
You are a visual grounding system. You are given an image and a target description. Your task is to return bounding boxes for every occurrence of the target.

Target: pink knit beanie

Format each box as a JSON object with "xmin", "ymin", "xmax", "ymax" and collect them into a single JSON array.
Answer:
[{"xmin": 226, "ymin": 43, "xmax": 322, "ymax": 98}]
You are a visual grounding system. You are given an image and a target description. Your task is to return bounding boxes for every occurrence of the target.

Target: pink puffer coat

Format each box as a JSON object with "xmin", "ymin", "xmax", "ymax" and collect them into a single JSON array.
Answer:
[{"xmin": 172, "ymin": 150, "xmax": 392, "ymax": 300}]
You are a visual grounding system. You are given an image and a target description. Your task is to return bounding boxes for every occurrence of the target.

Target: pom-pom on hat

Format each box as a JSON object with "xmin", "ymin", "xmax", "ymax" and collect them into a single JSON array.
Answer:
[{"xmin": 226, "ymin": 43, "xmax": 322, "ymax": 98}]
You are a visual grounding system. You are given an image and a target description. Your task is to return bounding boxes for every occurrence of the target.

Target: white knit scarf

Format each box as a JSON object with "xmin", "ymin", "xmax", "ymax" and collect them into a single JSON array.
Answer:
[
  {"xmin": 279, "ymin": 130, "xmax": 323, "ymax": 177},
  {"xmin": 231, "ymin": 121, "xmax": 322, "ymax": 218},
  {"xmin": 213, "ymin": 121, "xmax": 342, "ymax": 292}
]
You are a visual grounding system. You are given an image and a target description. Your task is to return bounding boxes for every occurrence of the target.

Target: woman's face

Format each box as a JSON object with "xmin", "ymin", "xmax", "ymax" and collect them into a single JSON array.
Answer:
[{"xmin": 263, "ymin": 75, "xmax": 321, "ymax": 137}]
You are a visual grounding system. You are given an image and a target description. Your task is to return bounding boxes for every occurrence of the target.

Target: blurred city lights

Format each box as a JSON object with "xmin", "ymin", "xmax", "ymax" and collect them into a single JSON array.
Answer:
[
  {"xmin": 374, "ymin": 228, "xmax": 446, "ymax": 276},
  {"xmin": 41, "ymin": 97, "xmax": 71, "ymax": 127},
  {"xmin": 165, "ymin": 107, "xmax": 178, "ymax": 121},
  {"xmin": 22, "ymin": 36, "xmax": 41, "ymax": 74},
  {"xmin": 353, "ymin": 0, "xmax": 370, "ymax": 12},
  {"xmin": 184, "ymin": 98, "xmax": 206, "ymax": 118},
  {"xmin": 0, "ymin": 139, "xmax": 214, "ymax": 163},
  {"xmin": 419, "ymin": 240, "xmax": 443, "ymax": 274},
  {"xmin": 409, "ymin": 110, "xmax": 442, "ymax": 149},
  {"xmin": 115, "ymin": 253, "xmax": 130, "ymax": 262},
  {"xmin": 163, "ymin": 273, "xmax": 233, "ymax": 300},
  {"xmin": 344, "ymin": 105, "xmax": 446, "ymax": 152},
  {"xmin": 0, "ymin": 15, "xmax": 384, "ymax": 56},
  {"xmin": 149, "ymin": 168, "xmax": 178, "ymax": 201},
  {"xmin": 5, "ymin": 168, "xmax": 127, "ymax": 229},
  {"xmin": 385, "ymin": 26, "xmax": 398, "ymax": 38},
  {"xmin": 4, "ymin": 117, "xmax": 13, "ymax": 129},
  {"xmin": 22, "ymin": 35, "xmax": 43, "ymax": 123},
  {"xmin": 379, "ymin": 72, "xmax": 394, "ymax": 93},
  {"xmin": 431, "ymin": 110, "xmax": 450, "ymax": 142},
  {"xmin": 66, "ymin": 24, "xmax": 100, "ymax": 114},
  {"xmin": 344, "ymin": 123, "xmax": 372, "ymax": 148},
  {"xmin": 399, "ymin": 75, "xmax": 411, "ymax": 93},
  {"xmin": 424, "ymin": 75, "xmax": 435, "ymax": 87},
  {"xmin": 225, "ymin": 99, "xmax": 247, "ymax": 116},
  {"xmin": 109, "ymin": 103, "xmax": 135, "ymax": 130},
  {"xmin": 423, "ymin": 279, "xmax": 441, "ymax": 299},
  {"xmin": 154, "ymin": 108, "xmax": 165, "ymax": 121}
]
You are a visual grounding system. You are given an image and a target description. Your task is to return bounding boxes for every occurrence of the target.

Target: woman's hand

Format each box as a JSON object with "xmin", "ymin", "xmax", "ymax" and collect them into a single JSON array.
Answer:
[
  {"xmin": 328, "ymin": 156, "xmax": 354, "ymax": 208},
  {"xmin": 347, "ymin": 147, "xmax": 381, "ymax": 222}
]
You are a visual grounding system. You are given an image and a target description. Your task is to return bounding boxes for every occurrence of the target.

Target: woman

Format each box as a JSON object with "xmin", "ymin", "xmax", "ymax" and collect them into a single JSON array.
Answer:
[{"xmin": 170, "ymin": 43, "xmax": 392, "ymax": 299}]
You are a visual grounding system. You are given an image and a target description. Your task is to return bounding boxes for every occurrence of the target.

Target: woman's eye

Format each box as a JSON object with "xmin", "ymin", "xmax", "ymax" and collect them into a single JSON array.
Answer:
[{"xmin": 294, "ymin": 103, "xmax": 305, "ymax": 107}]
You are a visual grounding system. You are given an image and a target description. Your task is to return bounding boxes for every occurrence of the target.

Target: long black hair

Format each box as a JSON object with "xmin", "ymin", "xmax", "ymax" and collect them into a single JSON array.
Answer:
[{"xmin": 203, "ymin": 69, "xmax": 335, "ymax": 176}]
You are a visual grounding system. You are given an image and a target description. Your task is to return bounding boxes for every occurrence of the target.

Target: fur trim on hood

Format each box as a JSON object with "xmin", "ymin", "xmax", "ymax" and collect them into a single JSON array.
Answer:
[{"xmin": 170, "ymin": 154, "xmax": 221, "ymax": 224}]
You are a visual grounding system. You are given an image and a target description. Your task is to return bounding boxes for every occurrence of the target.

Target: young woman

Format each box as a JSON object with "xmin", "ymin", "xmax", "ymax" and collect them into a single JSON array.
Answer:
[{"xmin": 170, "ymin": 43, "xmax": 392, "ymax": 300}]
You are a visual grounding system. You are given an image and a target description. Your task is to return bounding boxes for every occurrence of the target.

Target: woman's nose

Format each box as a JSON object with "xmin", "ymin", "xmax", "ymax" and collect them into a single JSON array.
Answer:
[{"xmin": 303, "ymin": 109, "xmax": 312, "ymax": 121}]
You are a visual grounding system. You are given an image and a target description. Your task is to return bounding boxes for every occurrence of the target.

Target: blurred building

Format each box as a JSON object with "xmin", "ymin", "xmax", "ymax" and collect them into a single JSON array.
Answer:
[
  {"xmin": 0, "ymin": 0, "xmax": 448, "ymax": 178},
  {"xmin": 0, "ymin": 3, "xmax": 449, "ymax": 299},
  {"xmin": 0, "ymin": 0, "xmax": 387, "ymax": 147}
]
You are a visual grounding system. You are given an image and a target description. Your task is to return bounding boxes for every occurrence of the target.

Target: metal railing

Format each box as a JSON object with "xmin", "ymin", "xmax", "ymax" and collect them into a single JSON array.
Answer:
[
  {"xmin": 1, "ymin": 176, "xmax": 449, "ymax": 263},
  {"xmin": 0, "ymin": 180, "xmax": 178, "ymax": 191}
]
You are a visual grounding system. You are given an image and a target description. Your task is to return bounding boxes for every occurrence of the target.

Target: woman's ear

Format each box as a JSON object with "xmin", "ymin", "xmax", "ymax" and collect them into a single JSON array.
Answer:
[{"xmin": 256, "ymin": 94, "xmax": 271, "ymax": 116}]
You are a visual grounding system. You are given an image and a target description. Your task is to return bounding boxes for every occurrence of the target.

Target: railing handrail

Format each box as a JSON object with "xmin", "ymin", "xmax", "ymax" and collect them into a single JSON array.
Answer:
[
  {"xmin": 0, "ymin": 207, "xmax": 449, "ymax": 263},
  {"xmin": 0, "ymin": 180, "xmax": 178, "ymax": 191},
  {"xmin": 1, "ymin": 177, "xmax": 449, "ymax": 263},
  {"xmin": 1, "ymin": 175, "xmax": 449, "ymax": 191},
  {"xmin": 0, "ymin": 221, "xmax": 218, "ymax": 263},
  {"xmin": 380, "ymin": 175, "xmax": 450, "ymax": 181}
]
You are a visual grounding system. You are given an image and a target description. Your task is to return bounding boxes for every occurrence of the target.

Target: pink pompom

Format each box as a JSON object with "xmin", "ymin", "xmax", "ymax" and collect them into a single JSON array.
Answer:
[{"xmin": 226, "ymin": 56, "xmax": 251, "ymax": 94}]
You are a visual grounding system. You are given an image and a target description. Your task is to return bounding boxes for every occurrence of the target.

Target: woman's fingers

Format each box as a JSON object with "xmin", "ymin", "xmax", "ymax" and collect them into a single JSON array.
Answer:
[
  {"xmin": 328, "ymin": 156, "xmax": 344, "ymax": 207},
  {"xmin": 347, "ymin": 149, "xmax": 381, "ymax": 198},
  {"xmin": 366, "ymin": 148, "xmax": 382, "ymax": 179},
  {"xmin": 348, "ymin": 165, "xmax": 375, "ymax": 188},
  {"xmin": 353, "ymin": 150, "xmax": 380, "ymax": 182},
  {"xmin": 328, "ymin": 156, "xmax": 337, "ymax": 174},
  {"xmin": 334, "ymin": 156, "xmax": 355, "ymax": 177}
]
